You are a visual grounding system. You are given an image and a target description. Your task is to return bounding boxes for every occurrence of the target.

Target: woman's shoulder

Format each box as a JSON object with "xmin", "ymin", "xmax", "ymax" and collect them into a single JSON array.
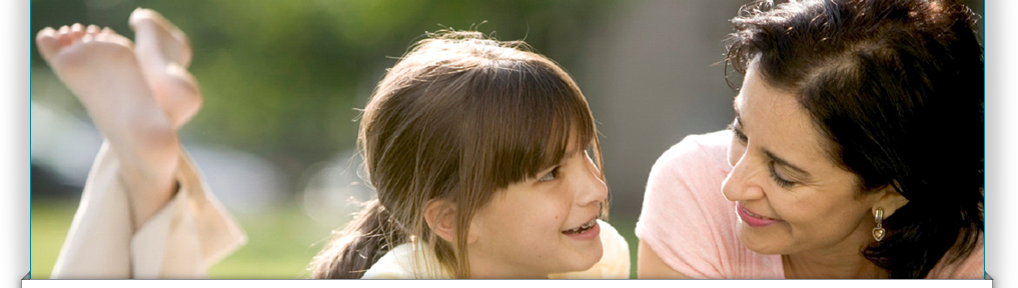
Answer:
[
  {"xmin": 926, "ymin": 233, "xmax": 985, "ymax": 279},
  {"xmin": 635, "ymin": 130, "xmax": 768, "ymax": 279},
  {"xmin": 646, "ymin": 130, "xmax": 733, "ymax": 201},
  {"xmin": 656, "ymin": 130, "xmax": 732, "ymax": 170},
  {"xmin": 648, "ymin": 130, "xmax": 733, "ymax": 189}
]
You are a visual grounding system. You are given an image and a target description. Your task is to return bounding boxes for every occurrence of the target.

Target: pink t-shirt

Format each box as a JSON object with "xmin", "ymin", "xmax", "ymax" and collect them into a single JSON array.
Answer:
[{"xmin": 635, "ymin": 130, "xmax": 984, "ymax": 279}]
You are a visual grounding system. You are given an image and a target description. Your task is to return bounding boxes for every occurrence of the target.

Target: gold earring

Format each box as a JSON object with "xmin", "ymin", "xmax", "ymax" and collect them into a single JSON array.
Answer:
[{"xmin": 872, "ymin": 208, "xmax": 885, "ymax": 241}]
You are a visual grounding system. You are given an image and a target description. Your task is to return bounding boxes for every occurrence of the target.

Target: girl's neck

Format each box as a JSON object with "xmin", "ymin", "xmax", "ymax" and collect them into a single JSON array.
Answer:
[{"xmin": 466, "ymin": 257, "xmax": 549, "ymax": 279}]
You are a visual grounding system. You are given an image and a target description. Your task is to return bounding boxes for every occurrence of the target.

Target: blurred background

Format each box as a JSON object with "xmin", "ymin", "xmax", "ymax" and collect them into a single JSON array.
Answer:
[{"xmin": 30, "ymin": 0, "xmax": 984, "ymax": 279}]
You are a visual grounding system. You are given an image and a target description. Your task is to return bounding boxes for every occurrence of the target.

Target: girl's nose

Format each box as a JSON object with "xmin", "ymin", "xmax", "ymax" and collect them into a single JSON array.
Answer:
[{"xmin": 576, "ymin": 155, "xmax": 608, "ymax": 206}]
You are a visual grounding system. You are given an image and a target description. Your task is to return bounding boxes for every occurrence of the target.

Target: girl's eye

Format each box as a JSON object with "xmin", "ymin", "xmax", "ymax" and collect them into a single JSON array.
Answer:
[
  {"xmin": 539, "ymin": 167, "xmax": 560, "ymax": 182},
  {"xmin": 768, "ymin": 161, "xmax": 795, "ymax": 188}
]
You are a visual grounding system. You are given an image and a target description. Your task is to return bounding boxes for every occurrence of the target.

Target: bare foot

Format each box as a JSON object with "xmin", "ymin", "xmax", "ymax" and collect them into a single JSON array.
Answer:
[
  {"xmin": 130, "ymin": 8, "xmax": 202, "ymax": 128},
  {"xmin": 36, "ymin": 25, "xmax": 179, "ymax": 229}
]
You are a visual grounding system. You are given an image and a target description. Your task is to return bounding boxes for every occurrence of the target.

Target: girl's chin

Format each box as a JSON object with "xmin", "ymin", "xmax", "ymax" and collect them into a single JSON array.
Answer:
[{"xmin": 562, "ymin": 249, "xmax": 604, "ymax": 273}]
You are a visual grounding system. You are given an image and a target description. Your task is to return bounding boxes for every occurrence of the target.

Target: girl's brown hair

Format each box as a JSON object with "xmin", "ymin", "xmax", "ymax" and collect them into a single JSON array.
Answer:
[{"xmin": 309, "ymin": 30, "xmax": 604, "ymax": 279}]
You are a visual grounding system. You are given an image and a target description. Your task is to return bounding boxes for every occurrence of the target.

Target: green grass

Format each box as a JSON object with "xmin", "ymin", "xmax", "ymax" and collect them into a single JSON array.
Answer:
[
  {"xmin": 31, "ymin": 200, "xmax": 338, "ymax": 279},
  {"xmin": 205, "ymin": 205, "xmax": 338, "ymax": 279},
  {"xmin": 609, "ymin": 215, "xmax": 640, "ymax": 279},
  {"xmin": 30, "ymin": 201, "xmax": 76, "ymax": 279},
  {"xmin": 31, "ymin": 201, "xmax": 640, "ymax": 279}
]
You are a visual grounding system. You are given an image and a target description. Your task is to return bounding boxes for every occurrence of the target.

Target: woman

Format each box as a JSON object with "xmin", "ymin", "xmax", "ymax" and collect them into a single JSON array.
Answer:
[{"xmin": 636, "ymin": 0, "xmax": 983, "ymax": 279}]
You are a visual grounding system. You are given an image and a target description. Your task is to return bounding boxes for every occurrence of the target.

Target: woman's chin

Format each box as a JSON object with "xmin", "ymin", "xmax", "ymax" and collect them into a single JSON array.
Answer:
[{"xmin": 736, "ymin": 224, "xmax": 789, "ymax": 255}]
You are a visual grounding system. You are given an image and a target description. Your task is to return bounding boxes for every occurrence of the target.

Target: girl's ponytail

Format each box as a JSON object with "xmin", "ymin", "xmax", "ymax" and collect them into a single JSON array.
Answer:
[{"xmin": 310, "ymin": 199, "xmax": 408, "ymax": 278}]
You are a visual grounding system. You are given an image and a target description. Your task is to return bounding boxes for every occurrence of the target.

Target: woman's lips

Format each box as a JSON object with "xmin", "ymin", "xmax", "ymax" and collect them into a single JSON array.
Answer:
[{"xmin": 736, "ymin": 202, "xmax": 779, "ymax": 228}]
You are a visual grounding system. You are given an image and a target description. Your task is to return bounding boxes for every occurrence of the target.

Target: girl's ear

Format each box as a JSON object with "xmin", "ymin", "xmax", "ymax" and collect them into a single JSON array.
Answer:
[{"xmin": 424, "ymin": 199, "xmax": 457, "ymax": 243}]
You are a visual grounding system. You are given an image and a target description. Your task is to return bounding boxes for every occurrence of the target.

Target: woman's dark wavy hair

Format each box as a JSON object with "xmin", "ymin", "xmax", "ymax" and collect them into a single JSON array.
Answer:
[{"xmin": 725, "ymin": 0, "xmax": 983, "ymax": 279}]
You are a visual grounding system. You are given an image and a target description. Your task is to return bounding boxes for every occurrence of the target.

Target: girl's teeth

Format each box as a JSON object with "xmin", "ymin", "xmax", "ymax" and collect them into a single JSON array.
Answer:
[{"xmin": 564, "ymin": 219, "xmax": 596, "ymax": 234}]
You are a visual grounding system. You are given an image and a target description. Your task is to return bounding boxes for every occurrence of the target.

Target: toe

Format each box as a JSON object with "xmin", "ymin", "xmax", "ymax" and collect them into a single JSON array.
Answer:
[
  {"xmin": 35, "ymin": 27, "xmax": 61, "ymax": 62},
  {"xmin": 130, "ymin": 8, "xmax": 192, "ymax": 67},
  {"xmin": 70, "ymin": 23, "xmax": 85, "ymax": 39},
  {"xmin": 86, "ymin": 24, "xmax": 101, "ymax": 35},
  {"xmin": 56, "ymin": 26, "xmax": 72, "ymax": 46}
]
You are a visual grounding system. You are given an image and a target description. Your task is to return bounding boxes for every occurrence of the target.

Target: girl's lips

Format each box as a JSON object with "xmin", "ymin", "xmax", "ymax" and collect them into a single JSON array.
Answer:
[
  {"xmin": 736, "ymin": 202, "xmax": 779, "ymax": 228},
  {"xmin": 562, "ymin": 219, "xmax": 600, "ymax": 240}
]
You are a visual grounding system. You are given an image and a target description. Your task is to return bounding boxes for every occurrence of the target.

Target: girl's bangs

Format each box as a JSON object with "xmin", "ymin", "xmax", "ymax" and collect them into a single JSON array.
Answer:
[{"xmin": 470, "ymin": 59, "xmax": 597, "ymax": 188}]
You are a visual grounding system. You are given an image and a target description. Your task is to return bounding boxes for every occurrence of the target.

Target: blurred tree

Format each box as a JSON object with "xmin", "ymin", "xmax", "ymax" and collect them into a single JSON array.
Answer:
[{"xmin": 31, "ymin": 0, "xmax": 619, "ymax": 196}]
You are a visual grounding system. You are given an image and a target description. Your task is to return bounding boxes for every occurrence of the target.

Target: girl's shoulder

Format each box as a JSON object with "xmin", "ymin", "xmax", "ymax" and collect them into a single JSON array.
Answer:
[
  {"xmin": 360, "ymin": 242, "xmax": 452, "ymax": 279},
  {"xmin": 366, "ymin": 220, "xmax": 633, "ymax": 279},
  {"xmin": 549, "ymin": 220, "xmax": 631, "ymax": 279}
]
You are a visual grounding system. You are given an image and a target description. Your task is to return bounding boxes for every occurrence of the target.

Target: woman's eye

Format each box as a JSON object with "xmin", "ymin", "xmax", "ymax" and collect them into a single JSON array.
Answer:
[
  {"xmin": 539, "ymin": 168, "xmax": 559, "ymax": 182},
  {"xmin": 727, "ymin": 121, "xmax": 748, "ymax": 144},
  {"xmin": 768, "ymin": 162, "xmax": 795, "ymax": 188}
]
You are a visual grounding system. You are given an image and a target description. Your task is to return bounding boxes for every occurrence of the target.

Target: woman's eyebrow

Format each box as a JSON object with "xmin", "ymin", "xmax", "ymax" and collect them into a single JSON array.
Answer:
[
  {"xmin": 732, "ymin": 99, "xmax": 741, "ymax": 119},
  {"xmin": 762, "ymin": 148, "xmax": 810, "ymax": 178},
  {"xmin": 731, "ymin": 101, "xmax": 744, "ymax": 129}
]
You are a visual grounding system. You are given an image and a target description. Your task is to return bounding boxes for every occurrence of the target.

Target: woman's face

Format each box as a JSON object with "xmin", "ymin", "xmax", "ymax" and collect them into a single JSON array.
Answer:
[
  {"xmin": 466, "ymin": 147, "xmax": 607, "ymax": 278},
  {"xmin": 722, "ymin": 63, "xmax": 883, "ymax": 256}
]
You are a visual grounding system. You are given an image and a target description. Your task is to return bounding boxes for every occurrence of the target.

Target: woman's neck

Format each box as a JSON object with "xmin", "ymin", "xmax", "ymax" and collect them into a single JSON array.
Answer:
[
  {"xmin": 782, "ymin": 219, "xmax": 887, "ymax": 279},
  {"xmin": 782, "ymin": 251, "xmax": 885, "ymax": 279}
]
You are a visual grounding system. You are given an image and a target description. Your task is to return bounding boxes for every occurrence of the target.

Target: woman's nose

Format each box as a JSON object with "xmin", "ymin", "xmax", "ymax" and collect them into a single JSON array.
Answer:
[{"xmin": 722, "ymin": 154, "xmax": 766, "ymax": 202}]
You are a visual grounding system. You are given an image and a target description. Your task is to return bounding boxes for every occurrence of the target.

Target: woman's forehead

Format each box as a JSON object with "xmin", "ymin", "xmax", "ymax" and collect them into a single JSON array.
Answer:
[{"xmin": 736, "ymin": 67, "xmax": 834, "ymax": 170}]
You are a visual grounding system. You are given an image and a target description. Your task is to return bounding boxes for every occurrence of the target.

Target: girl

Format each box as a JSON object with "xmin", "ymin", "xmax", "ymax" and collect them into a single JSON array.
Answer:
[
  {"xmin": 310, "ymin": 31, "xmax": 629, "ymax": 279},
  {"xmin": 37, "ymin": 9, "xmax": 629, "ymax": 279}
]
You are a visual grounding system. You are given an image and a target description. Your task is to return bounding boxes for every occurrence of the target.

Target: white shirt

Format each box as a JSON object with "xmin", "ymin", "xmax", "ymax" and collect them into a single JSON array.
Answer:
[{"xmin": 362, "ymin": 219, "xmax": 631, "ymax": 279}]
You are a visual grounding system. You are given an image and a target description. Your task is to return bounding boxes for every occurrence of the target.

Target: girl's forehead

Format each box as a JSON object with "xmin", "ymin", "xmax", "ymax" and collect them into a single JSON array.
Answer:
[{"xmin": 564, "ymin": 132, "xmax": 594, "ymax": 154}]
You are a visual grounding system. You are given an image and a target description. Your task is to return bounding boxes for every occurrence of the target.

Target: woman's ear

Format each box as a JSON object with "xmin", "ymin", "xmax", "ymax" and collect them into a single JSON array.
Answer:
[
  {"xmin": 424, "ymin": 199, "xmax": 457, "ymax": 243},
  {"xmin": 874, "ymin": 181, "xmax": 909, "ymax": 218}
]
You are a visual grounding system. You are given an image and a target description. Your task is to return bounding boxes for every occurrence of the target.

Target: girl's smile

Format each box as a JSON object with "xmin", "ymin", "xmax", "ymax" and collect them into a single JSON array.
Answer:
[
  {"xmin": 467, "ymin": 148, "xmax": 607, "ymax": 278},
  {"xmin": 562, "ymin": 217, "xmax": 600, "ymax": 240}
]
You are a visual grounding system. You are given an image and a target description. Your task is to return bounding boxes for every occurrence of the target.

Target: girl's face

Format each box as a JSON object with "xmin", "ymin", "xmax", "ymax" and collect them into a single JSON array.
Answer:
[
  {"xmin": 466, "ymin": 146, "xmax": 607, "ymax": 278},
  {"xmin": 722, "ymin": 63, "xmax": 883, "ymax": 256}
]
